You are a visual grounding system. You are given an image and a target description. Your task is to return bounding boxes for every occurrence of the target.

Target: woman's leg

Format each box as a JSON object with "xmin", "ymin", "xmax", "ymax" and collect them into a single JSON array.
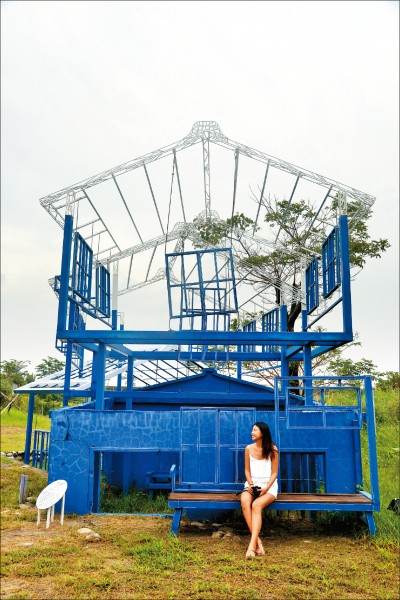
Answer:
[
  {"xmin": 240, "ymin": 491, "xmax": 254, "ymax": 534},
  {"xmin": 241, "ymin": 491, "xmax": 265, "ymax": 557},
  {"xmin": 248, "ymin": 493, "xmax": 276, "ymax": 552}
]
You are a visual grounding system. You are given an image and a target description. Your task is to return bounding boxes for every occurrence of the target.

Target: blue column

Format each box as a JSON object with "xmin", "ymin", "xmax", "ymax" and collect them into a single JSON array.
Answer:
[
  {"xmin": 126, "ymin": 356, "xmax": 133, "ymax": 410},
  {"xmin": 117, "ymin": 319, "xmax": 123, "ymax": 392},
  {"xmin": 24, "ymin": 393, "xmax": 35, "ymax": 464},
  {"xmin": 364, "ymin": 376, "xmax": 380, "ymax": 508},
  {"xmin": 339, "ymin": 215, "xmax": 353, "ymax": 335},
  {"xmin": 276, "ymin": 306, "xmax": 288, "ymax": 455},
  {"xmin": 301, "ymin": 308, "xmax": 308, "ymax": 332},
  {"xmin": 117, "ymin": 369, "xmax": 122, "ymax": 391},
  {"xmin": 279, "ymin": 305, "xmax": 289, "ymax": 388},
  {"xmin": 95, "ymin": 343, "xmax": 106, "ymax": 411},
  {"xmin": 63, "ymin": 344, "xmax": 73, "ymax": 407},
  {"xmin": 237, "ymin": 345, "xmax": 242, "ymax": 380},
  {"xmin": 57, "ymin": 214, "xmax": 73, "ymax": 334},
  {"xmin": 303, "ymin": 345, "xmax": 313, "ymax": 405}
]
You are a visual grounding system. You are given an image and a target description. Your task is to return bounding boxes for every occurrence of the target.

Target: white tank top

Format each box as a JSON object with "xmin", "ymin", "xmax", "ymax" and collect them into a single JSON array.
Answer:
[
  {"xmin": 248, "ymin": 452, "xmax": 272, "ymax": 486},
  {"xmin": 243, "ymin": 449, "xmax": 279, "ymax": 498}
]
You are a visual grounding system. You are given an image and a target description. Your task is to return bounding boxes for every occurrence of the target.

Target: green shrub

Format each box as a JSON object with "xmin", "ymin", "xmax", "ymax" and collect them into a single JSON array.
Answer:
[{"xmin": 100, "ymin": 483, "xmax": 173, "ymax": 514}]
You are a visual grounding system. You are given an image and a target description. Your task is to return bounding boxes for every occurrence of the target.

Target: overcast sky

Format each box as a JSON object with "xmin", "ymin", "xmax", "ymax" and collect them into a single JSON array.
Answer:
[{"xmin": 1, "ymin": 0, "xmax": 399, "ymax": 375}]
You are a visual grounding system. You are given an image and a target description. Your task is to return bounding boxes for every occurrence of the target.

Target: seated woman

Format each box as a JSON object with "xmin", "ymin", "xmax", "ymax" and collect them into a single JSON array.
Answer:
[{"xmin": 240, "ymin": 421, "xmax": 278, "ymax": 559}]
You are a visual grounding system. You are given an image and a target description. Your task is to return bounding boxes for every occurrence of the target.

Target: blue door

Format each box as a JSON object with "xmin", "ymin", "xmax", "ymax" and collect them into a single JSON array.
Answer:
[{"xmin": 180, "ymin": 408, "xmax": 256, "ymax": 488}]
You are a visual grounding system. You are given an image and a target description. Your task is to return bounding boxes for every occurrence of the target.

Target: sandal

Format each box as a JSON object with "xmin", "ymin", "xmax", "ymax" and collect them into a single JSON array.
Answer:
[
  {"xmin": 255, "ymin": 539, "xmax": 265, "ymax": 557},
  {"xmin": 245, "ymin": 547, "xmax": 256, "ymax": 559}
]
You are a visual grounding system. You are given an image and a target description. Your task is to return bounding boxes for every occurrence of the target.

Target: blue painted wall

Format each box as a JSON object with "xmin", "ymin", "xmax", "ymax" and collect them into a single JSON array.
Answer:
[{"xmin": 48, "ymin": 370, "xmax": 362, "ymax": 514}]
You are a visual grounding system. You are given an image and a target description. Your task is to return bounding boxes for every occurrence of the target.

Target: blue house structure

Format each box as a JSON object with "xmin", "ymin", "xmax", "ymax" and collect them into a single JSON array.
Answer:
[{"xmin": 17, "ymin": 122, "xmax": 380, "ymax": 533}]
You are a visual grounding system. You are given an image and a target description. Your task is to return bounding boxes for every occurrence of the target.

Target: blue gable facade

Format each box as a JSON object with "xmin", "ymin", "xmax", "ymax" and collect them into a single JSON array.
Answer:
[{"xmin": 48, "ymin": 369, "xmax": 362, "ymax": 515}]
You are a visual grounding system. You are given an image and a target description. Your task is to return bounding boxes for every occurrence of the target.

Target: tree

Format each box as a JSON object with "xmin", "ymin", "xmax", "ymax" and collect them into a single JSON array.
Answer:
[
  {"xmin": 328, "ymin": 357, "xmax": 400, "ymax": 391},
  {"xmin": 230, "ymin": 323, "xmax": 362, "ymax": 387},
  {"xmin": 0, "ymin": 360, "xmax": 35, "ymax": 411},
  {"xmin": 193, "ymin": 200, "xmax": 389, "ymax": 333},
  {"xmin": 0, "ymin": 360, "xmax": 34, "ymax": 398},
  {"xmin": 35, "ymin": 356, "xmax": 65, "ymax": 379},
  {"xmin": 192, "ymin": 200, "xmax": 389, "ymax": 383},
  {"xmin": 327, "ymin": 357, "xmax": 381, "ymax": 379},
  {"xmin": 33, "ymin": 356, "xmax": 65, "ymax": 415},
  {"xmin": 375, "ymin": 371, "xmax": 400, "ymax": 391}
]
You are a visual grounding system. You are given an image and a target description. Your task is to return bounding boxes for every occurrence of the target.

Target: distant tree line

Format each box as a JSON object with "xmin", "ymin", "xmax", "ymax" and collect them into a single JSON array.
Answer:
[
  {"xmin": 0, "ymin": 356, "xmax": 65, "ymax": 415},
  {"xmin": 0, "ymin": 353, "xmax": 398, "ymax": 416}
]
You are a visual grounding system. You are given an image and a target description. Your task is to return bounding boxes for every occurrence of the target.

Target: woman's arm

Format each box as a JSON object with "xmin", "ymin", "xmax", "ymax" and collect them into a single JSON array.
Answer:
[
  {"xmin": 260, "ymin": 447, "xmax": 279, "ymax": 495},
  {"xmin": 244, "ymin": 446, "xmax": 253, "ymax": 486}
]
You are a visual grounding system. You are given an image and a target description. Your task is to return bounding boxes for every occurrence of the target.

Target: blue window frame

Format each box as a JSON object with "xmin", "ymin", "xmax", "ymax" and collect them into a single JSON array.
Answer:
[
  {"xmin": 306, "ymin": 257, "xmax": 319, "ymax": 314},
  {"xmin": 72, "ymin": 233, "xmax": 93, "ymax": 302},
  {"xmin": 95, "ymin": 265, "xmax": 111, "ymax": 317},
  {"xmin": 322, "ymin": 227, "xmax": 341, "ymax": 298},
  {"xmin": 165, "ymin": 248, "xmax": 237, "ymax": 331}
]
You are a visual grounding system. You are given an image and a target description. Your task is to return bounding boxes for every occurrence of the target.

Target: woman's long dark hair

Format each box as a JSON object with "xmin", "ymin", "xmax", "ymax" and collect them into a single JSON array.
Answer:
[{"xmin": 254, "ymin": 422, "xmax": 275, "ymax": 459}]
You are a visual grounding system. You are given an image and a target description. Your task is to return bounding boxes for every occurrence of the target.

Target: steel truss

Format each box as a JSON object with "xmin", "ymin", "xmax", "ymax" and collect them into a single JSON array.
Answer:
[{"xmin": 40, "ymin": 121, "xmax": 374, "ymax": 318}]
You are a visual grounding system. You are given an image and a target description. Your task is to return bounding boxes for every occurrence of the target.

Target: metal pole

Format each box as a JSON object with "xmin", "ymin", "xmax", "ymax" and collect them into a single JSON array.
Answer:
[
  {"xmin": 303, "ymin": 344, "xmax": 313, "ymax": 405},
  {"xmin": 339, "ymin": 215, "xmax": 353, "ymax": 335},
  {"xmin": 24, "ymin": 393, "xmax": 35, "ymax": 464},
  {"xmin": 57, "ymin": 214, "xmax": 74, "ymax": 334},
  {"xmin": 364, "ymin": 376, "xmax": 380, "ymax": 508},
  {"xmin": 280, "ymin": 306, "xmax": 289, "ymax": 395},
  {"xmin": 95, "ymin": 343, "xmax": 106, "ymax": 410},
  {"xmin": 126, "ymin": 356, "xmax": 133, "ymax": 410},
  {"xmin": 112, "ymin": 261, "xmax": 119, "ymax": 329}
]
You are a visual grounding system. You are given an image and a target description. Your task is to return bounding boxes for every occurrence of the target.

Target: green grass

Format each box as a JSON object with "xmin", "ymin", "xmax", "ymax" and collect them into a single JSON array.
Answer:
[
  {"xmin": 1, "ymin": 461, "xmax": 399, "ymax": 599},
  {"xmin": 361, "ymin": 389, "xmax": 400, "ymax": 542},
  {"xmin": 100, "ymin": 485, "xmax": 173, "ymax": 514},
  {"xmin": 1, "ymin": 458, "xmax": 48, "ymax": 509},
  {"xmin": 0, "ymin": 408, "xmax": 50, "ymax": 430},
  {"xmin": 2, "ymin": 516, "xmax": 398, "ymax": 599},
  {"xmin": 0, "ymin": 409, "xmax": 50, "ymax": 453}
]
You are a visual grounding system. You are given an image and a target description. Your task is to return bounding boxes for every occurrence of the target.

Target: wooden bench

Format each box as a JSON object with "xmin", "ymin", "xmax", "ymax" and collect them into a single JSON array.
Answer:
[{"xmin": 167, "ymin": 465, "xmax": 376, "ymax": 536}]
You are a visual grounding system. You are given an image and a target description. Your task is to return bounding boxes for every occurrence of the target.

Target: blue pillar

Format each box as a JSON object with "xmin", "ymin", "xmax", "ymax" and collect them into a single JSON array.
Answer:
[
  {"xmin": 94, "ymin": 343, "xmax": 106, "ymax": 411},
  {"xmin": 237, "ymin": 345, "xmax": 242, "ymax": 380},
  {"xmin": 24, "ymin": 393, "xmax": 35, "ymax": 464},
  {"xmin": 117, "ymin": 369, "xmax": 122, "ymax": 391},
  {"xmin": 279, "ymin": 305, "xmax": 289, "ymax": 388},
  {"xmin": 303, "ymin": 345, "xmax": 313, "ymax": 405},
  {"xmin": 63, "ymin": 344, "xmax": 72, "ymax": 408},
  {"xmin": 57, "ymin": 214, "xmax": 73, "ymax": 334},
  {"xmin": 364, "ymin": 376, "xmax": 380, "ymax": 508},
  {"xmin": 339, "ymin": 215, "xmax": 353, "ymax": 335},
  {"xmin": 301, "ymin": 308, "xmax": 308, "ymax": 333},
  {"xmin": 117, "ymin": 319, "xmax": 124, "ymax": 392},
  {"xmin": 126, "ymin": 356, "xmax": 133, "ymax": 410},
  {"xmin": 63, "ymin": 304, "xmax": 76, "ymax": 407}
]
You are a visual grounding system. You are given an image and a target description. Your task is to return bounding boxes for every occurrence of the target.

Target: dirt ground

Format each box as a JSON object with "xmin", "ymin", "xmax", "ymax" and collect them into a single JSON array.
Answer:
[{"xmin": 1, "ymin": 511, "xmax": 399, "ymax": 600}]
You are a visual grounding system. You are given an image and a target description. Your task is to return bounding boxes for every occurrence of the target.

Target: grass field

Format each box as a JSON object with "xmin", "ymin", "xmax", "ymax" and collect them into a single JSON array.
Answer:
[
  {"xmin": 0, "ymin": 410, "xmax": 50, "ymax": 454},
  {"xmin": 1, "ymin": 457, "xmax": 399, "ymax": 600},
  {"xmin": 1, "ymin": 390, "xmax": 399, "ymax": 599}
]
